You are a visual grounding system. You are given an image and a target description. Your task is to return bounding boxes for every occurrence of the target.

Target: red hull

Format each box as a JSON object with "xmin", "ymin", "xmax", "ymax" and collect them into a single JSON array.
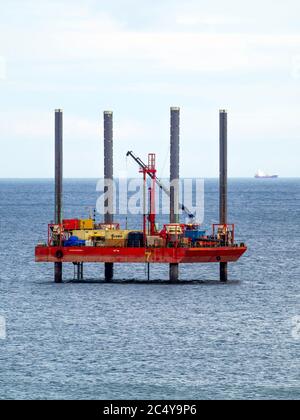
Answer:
[{"xmin": 35, "ymin": 246, "xmax": 247, "ymax": 264}]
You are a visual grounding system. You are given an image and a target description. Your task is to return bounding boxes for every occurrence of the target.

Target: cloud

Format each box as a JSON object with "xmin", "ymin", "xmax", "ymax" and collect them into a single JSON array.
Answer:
[
  {"xmin": 8, "ymin": 27, "xmax": 298, "ymax": 75},
  {"xmin": 1, "ymin": 0, "xmax": 300, "ymax": 177},
  {"xmin": 2, "ymin": 1, "xmax": 300, "ymax": 75}
]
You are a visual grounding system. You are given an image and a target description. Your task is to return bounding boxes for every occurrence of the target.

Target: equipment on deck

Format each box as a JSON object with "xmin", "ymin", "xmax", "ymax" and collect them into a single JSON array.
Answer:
[{"xmin": 127, "ymin": 151, "xmax": 195, "ymax": 222}]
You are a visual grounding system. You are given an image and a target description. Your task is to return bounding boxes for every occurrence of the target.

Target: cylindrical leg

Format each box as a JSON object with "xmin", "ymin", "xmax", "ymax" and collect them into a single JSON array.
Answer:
[
  {"xmin": 54, "ymin": 109, "xmax": 63, "ymax": 283},
  {"xmin": 170, "ymin": 263, "xmax": 179, "ymax": 283},
  {"xmin": 220, "ymin": 262, "xmax": 228, "ymax": 283},
  {"xmin": 170, "ymin": 107, "xmax": 180, "ymax": 282},
  {"xmin": 104, "ymin": 111, "xmax": 114, "ymax": 282},
  {"xmin": 55, "ymin": 262, "xmax": 62, "ymax": 283},
  {"xmin": 219, "ymin": 110, "xmax": 228, "ymax": 282},
  {"xmin": 105, "ymin": 263, "xmax": 114, "ymax": 282}
]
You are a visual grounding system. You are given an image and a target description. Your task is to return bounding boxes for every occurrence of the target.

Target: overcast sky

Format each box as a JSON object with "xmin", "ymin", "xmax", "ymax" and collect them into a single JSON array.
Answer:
[{"xmin": 0, "ymin": 0, "xmax": 300, "ymax": 178}]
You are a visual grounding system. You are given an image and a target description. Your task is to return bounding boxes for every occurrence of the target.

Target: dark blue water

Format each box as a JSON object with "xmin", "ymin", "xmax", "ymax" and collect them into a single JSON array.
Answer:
[{"xmin": 0, "ymin": 179, "xmax": 299, "ymax": 400}]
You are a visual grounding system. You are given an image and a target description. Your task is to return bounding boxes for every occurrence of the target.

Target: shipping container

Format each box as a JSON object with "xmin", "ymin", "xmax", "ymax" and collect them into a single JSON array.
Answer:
[
  {"xmin": 105, "ymin": 230, "xmax": 131, "ymax": 240},
  {"xmin": 79, "ymin": 219, "xmax": 94, "ymax": 230},
  {"xmin": 184, "ymin": 230, "xmax": 206, "ymax": 241},
  {"xmin": 63, "ymin": 219, "xmax": 80, "ymax": 231},
  {"xmin": 72, "ymin": 230, "xmax": 106, "ymax": 241},
  {"xmin": 63, "ymin": 236, "xmax": 85, "ymax": 247},
  {"xmin": 128, "ymin": 232, "xmax": 144, "ymax": 248}
]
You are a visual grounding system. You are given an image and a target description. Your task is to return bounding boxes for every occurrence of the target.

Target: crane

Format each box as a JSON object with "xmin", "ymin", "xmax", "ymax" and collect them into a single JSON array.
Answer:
[{"xmin": 126, "ymin": 151, "xmax": 195, "ymax": 222}]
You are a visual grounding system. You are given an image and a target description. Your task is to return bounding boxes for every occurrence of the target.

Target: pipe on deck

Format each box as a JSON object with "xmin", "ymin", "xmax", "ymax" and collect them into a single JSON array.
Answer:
[
  {"xmin": 104, "ymin": 111, "xmax": 114, "ymax": 281},
  {"xmin": 219, "ymin": 110, "xmax": 228, "ymax": 283},
  {"xmin": 54, "ymin": 109, "xmax": 63, "ymax": 283},
  {"xmin": 170, "ymin": 107, "xmax": 180, "ymax": 282}
]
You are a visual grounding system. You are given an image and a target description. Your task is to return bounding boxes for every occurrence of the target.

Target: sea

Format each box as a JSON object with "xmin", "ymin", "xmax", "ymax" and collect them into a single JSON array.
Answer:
[{"xmin": 0, "ymin": 178, "xmax": 299, "ymax": 400}]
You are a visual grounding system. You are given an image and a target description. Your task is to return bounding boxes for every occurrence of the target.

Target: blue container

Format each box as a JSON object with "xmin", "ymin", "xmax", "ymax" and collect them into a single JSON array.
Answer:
[
  {"xmin": 184, "ymin": 230, "xmax": 206, "ymax": 242},
  {"xmin": 63, "ymin": 236, "xmax": 86, "ymax": 247}
]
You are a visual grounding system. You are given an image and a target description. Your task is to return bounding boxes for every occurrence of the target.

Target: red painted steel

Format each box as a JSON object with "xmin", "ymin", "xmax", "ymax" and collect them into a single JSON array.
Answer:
[
  {"xmin": 140, "ymin": 153, "xmax": 157, "ymax": 237},
  {"xmin": 63, "ymin": 219, "xmax": 80, "ymax": 231},
  {"xmin": 35, "ymin": 245, "xmax": 247, "ymax": 264}
]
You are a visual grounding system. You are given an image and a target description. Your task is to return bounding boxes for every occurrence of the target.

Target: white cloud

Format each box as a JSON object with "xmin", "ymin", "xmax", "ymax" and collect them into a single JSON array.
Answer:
[
  {"xmin": 1, "ymin": 0, "xmax": 300, "ymax": 176},
  {"xmin": 11, "ymin": 28, "xmax": 293, "ymax": 76},
  {"xmin": 33, "ymin": 30, "xmax": 300, "ymax": 74},
  {"xmin": 2, "ymin": 4, "xmax": 300, "ymax": 75}
]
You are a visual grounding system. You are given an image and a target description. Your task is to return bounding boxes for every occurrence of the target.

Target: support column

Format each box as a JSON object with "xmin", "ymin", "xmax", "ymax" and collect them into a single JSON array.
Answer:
[
  {"xmin": 54, "ymin": 109, "xmax": 63, "ymax": 283},
  {"xmin": 104, "ymin": 111, "xmax": 114, "ymax": 282},
  {"xmin": 76, "ymin": 263, "xmax": 83, "ymax": 281},
  {"xmin": 170, "ymin": 107, "xmax": 180, "ymax": 282},
  {"xmin": 219, "ymin": 110, "xmax": 228, "ymax": 283}
]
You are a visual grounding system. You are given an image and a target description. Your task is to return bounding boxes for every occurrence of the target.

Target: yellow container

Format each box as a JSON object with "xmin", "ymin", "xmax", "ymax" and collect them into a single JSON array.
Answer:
[
  {"xmin": 105, "ymin": 230, "xmax": 131, "ymax": 240},
  {"xmin": 72, "ymin": 230, "xmax": 105, "ymax": 241},
  {"xmin": 91, "ymin": 231, "xmax": 106, "ymax": 241},
  {"xmin": 79, "ymin": 219, "xmax": 94, "ymax": 230},
  {"xmin": 72, "ymin": 230, "xmax": 88, "ymax": 240}
]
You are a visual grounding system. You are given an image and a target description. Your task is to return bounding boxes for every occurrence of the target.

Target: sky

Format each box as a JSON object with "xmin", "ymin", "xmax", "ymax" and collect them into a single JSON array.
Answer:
[{"xmin": 0, "ymin": 0, "xmax": 300, "ymax": 178}]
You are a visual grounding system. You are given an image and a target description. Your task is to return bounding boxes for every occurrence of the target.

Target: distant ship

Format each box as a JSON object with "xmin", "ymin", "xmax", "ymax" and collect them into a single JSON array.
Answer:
[{"xmin": 255, "ymin": 170, "xmax": 278, "ymax": 179}]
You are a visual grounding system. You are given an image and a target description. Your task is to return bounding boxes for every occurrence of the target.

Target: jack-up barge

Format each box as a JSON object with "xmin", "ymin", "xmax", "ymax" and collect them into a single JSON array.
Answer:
[{"xmin": 35, "ymin": 108, "xmax": 247, "ymax": 283}]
